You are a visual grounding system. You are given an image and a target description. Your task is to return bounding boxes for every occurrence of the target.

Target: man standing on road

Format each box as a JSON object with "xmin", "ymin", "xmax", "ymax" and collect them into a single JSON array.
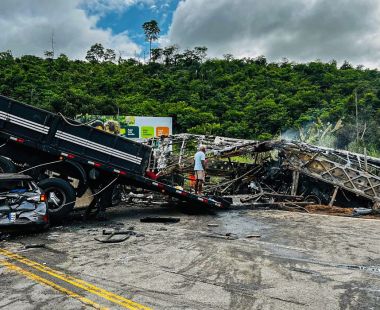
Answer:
[{"xmin": 194, "ymin": 146, "xmax": 206, "ymax": 195}]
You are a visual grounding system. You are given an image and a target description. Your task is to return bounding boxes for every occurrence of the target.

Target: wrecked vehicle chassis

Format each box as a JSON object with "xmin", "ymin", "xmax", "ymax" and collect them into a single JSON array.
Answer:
[{"xmin": 150, "ymin": 134, "xmax": 380, "ymax": 210}]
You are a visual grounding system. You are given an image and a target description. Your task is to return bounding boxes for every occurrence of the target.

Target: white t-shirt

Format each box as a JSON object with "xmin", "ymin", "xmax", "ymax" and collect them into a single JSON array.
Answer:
[{"xmin": 194, "ymin": 151, "xmax": 206, "ymax": 171}]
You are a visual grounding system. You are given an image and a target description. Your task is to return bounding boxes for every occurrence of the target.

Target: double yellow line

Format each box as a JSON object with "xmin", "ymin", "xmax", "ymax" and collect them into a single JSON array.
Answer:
[
  {"xmin": 0, "ymin": 248, "xmax": 151, "ymax": 310},
  {"xmin": 0, "ymin": 259, "xmax": 106, "ymax": 309}
]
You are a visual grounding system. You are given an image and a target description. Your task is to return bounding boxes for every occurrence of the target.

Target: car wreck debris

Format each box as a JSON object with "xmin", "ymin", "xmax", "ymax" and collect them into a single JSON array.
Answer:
[
  {"xmin": 24, "ymin": 243, "xmax": 46, "ymax": 249},
  {"xmin": 94, "ymin": 228, "xmax": 143, "ymax": 243},
  {"xmin": 0, "ymin": 174, "xmax": 49, "ymax": 231},
  {"xmin": 148, "ymin": 134, "xmax": 380, "ymax": 211},
  {"xmin": 140, "ymin": 217, "xmax": 180, "ymax": 223},
  {"xmin": 202, "ymin": 232, "xmax": 239, "ymax": 240}
]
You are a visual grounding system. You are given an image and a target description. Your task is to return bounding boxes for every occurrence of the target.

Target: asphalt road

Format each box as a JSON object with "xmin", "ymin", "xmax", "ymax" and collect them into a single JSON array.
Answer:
[{"xmin": 1, "ymin": 204, "xmax": 379, "ymax": 309}]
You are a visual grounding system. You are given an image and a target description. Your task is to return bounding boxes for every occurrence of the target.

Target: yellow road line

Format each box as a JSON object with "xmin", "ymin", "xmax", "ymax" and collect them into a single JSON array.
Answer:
[
  {"xmin": 0, "ymin": 259, "xmax": 108, "ymax": 310},
  {"xmin": 0, "ymin": 248, "xmax": 151, "ymax": 310}
]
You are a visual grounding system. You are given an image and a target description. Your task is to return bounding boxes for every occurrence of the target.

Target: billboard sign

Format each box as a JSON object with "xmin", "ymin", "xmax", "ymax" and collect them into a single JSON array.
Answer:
[{"xmin": 78, "ymin": 115, "xmax": 172, "ymax": 140}]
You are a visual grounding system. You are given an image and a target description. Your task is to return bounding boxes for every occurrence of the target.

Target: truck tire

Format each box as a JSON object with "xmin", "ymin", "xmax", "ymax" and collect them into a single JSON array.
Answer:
[
  {"xmin": 0, "ymin": 156, "xmax": 16, "ymax": 173},
  {"xmin": 38, "ymin": 178, "xmax": 76, "ymax": 222}
]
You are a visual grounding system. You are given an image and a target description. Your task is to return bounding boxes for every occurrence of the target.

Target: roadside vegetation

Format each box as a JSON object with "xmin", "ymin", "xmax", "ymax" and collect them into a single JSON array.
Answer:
[{"xmin": 0, "ymin": 43, "xmax": 379, "ymax": 156}]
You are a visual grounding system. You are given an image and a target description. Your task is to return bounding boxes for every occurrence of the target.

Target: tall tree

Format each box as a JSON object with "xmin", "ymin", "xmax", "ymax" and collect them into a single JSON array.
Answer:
[
  {"xmin": 151, "ymin": 48, "xmax": 162, "ymax": 63},
  {"xmin": 142, "ymin": 20, "xmax": 160, "ymax": 61},
  {"xmin": 104, "ymin": 48, "xmax": 116, "ymax": 62},
  {"xmin": 44, "ymin": 50, "xmax": 54, "ymax": 59},
  {"xmin": 194, "ymin": 46, "xmax": 208, "ymax": 63},
  {"xmin": 85, "ymin": 44, "xmax": 116, "ymax": 63},
  {"xmin": 85, "ymin": 43, "xmax": 105, "ymax": 63},
  {"xmin": 162, "ymin": 45, "xmax": 179, "ymax": 65}
]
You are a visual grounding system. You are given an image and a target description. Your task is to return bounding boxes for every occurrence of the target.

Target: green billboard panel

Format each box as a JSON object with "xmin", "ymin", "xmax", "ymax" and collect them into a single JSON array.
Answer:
[{"xmin": 141, "ymin": 126, "xmax": 154, "ymax": 138}]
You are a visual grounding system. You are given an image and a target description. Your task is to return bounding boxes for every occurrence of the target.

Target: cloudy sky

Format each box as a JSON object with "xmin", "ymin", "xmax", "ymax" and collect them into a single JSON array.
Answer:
[{"xmin": 0, "ymin": 0, "xmax": 379, "ymax": 67}]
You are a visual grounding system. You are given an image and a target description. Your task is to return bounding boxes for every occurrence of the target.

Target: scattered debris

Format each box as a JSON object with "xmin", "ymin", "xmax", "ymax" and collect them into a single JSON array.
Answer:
[
  {"xmin": 94, "ymin": 228, "xmax": 143, "ymax": 243},
  {"xmin": 203, "ymin": 232, "xmax": 239, "ymax": 240},
  {"xmin": 149, "ymin": 134, "xmax": 380, "ymax": 213},
  {"xmin": 304, "ymin": 205, "xmax": 353, "ymax": 215},
  {"xmin": 353, "ymin": 208, "xmax": 373, "ymax": 215},
  {"xmin": 336, "ymin": 264, "xmax": 380, "ymax": 274},
  {"xmin": 24, "ymin": 243, "xmax": 46, "ymax": 249},
  {"xmin": 290, "ymin": 267, "xmax": 318, "ymax": 275},
  {"xmin": 0, "ymin": 174, "xmax": 49, "ymax": 231},
  {"xmin": 156, "ymin": 227, "xmax": 168, "ymax": 231},
  {"xmin": 246, "ymin": 234, "xmax": 261, "ymax": 238},
  {"xmin": 140, "ymin": 217, "xmax": 180, "ymax": 223},
  {"xmin": 207, "ymin": 223, "xmax": 219, "ymax": 227}
]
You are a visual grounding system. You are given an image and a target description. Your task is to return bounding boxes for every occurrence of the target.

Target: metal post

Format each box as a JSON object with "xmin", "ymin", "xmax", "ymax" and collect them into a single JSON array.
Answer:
[
  {"xmin": 178, "ymin": 137, "xmax": 186, "ymax": 166},
  {"xmin": 329, "ymin": 186, "xmax": 339, "ymax": 207},
  {"xmin": 290, "ymin": 171, "xmax": 300, "ymax": 196}
]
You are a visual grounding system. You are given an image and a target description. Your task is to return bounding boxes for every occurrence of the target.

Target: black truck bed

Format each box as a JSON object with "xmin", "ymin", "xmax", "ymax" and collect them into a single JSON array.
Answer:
[
  {"xmin": 0, "ymin": 95, "xmax": 151, "ymax": 175},
  {"xmin": 0, "ymin": 95, "xmax": 227, "ymax": 209}
]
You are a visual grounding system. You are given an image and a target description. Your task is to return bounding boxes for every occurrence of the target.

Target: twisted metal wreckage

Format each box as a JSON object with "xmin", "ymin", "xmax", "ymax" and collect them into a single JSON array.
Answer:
[{"xmin": 148, "ymin": 134, "xmax": 380, "ymax": 212}]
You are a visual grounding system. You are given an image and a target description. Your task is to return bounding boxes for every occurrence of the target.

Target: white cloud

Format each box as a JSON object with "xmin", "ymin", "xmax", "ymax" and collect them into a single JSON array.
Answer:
[
  {"xmin": 167, "ymin": 0, "xmax": 380, "ymax": 68},
  {"xmin": 0, "ymin": 0, "xmax": 141, "ymax": 59}
]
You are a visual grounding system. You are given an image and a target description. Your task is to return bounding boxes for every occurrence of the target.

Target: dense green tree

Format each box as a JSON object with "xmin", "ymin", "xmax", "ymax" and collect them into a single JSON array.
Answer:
[
  {"xmin": 194, "ymin": 46, "xmax": 208, "ymax": 63},
  {"xmin": 44, "ymin": 50, "xmax": 54, "ymax": 59},
  {"xmin": 0, "ymin": 45, "xmax": 379, "ymax": 155},
  {"xmin": 104, "ymin": 49, "xmax": 116, "ymax": 62},
  {"xmin": 151, "ymin": 48, "xmax": 162, "ymax": 63},
  {"xmin": 85, "ymin": 44, "xmax": 116, "ymax": 63},
  {"xmin": 85, "ymin": 43, "xmax": 105, "ymax": 63},
  {"xmin": 162, "ymin": 45, "xmax": 178, "ymax": 65}
]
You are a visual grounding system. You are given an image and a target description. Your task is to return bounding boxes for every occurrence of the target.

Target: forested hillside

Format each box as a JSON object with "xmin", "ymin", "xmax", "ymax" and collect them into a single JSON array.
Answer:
[{"xmin": 0, "ymin": 46, "xmax": 379, "ymax": 155}]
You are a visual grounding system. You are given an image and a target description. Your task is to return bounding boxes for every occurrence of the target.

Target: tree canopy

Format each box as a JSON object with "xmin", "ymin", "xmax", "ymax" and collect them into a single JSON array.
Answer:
[{"xmin": 0, "ymin": 46, "xmax": 379, "ymax": 156}]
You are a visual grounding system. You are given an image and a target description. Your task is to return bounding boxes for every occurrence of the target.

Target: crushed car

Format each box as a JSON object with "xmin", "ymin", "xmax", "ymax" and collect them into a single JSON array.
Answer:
[{"xmin": 0, "ymin": 174, "xmax": 49, "ymax": 232}]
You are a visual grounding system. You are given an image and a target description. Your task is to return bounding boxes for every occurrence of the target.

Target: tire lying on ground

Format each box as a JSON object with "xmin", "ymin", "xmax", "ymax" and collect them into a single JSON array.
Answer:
[
  {"xmin": 0, "ymin": 156, "xmax": 16, "ymax": 173},
  {"xmin": 38, "ymin": 178, "xmax": 76, "ymax": 222}
]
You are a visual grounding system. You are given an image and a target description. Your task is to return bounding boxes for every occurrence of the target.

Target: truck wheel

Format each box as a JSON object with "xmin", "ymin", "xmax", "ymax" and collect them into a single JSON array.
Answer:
[
  {"xmin": 0, "ymin": 156, "xmax": 16, "ymax": 173},
  {"xmin": 38, "ymin": 178, "xmax": 76, "ymax": 222}
]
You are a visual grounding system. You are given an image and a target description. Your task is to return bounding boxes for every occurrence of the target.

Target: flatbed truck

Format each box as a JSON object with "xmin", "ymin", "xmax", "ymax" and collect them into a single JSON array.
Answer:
[{"xmin": 0, "ymin": 95, "xmax": 227, "ymax": 221}]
